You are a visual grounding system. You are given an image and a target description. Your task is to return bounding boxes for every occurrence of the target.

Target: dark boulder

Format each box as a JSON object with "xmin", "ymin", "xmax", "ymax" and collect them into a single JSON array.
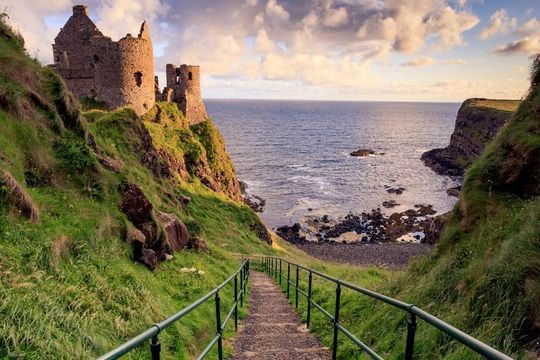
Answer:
[
  {"xmin": 140, "ymin": 248, "xmax": 158, "ymax": 270},
  {"xmin": 156, "ymin": 211, "xmax": 190, "ymax": 252},
  {"xmin": 120, "ymin": 183, "xmax": 153, "ymax": 225},
  {"xmin": 187, "ymin": 236, "xmax": 208, "ymax": 253}
]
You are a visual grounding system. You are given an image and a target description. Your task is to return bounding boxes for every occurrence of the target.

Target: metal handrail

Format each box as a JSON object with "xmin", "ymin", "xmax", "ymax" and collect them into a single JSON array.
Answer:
[
  {"xmin": 98, "ymin": 259, "xmax": 250, "ymax": 360},
  {"xmin": 259, "ymin": 256, "xmax": 513, "ymax": 360}
]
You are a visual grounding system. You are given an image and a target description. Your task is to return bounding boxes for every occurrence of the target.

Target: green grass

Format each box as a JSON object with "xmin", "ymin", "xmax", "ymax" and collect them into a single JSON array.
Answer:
[
  {"xmin": 469, "ymin": 99, "xmax": 521, "ymax": 113},
  {"xmin": 0, "ymin": 18, "xmax": 277, "ymax": 358}
]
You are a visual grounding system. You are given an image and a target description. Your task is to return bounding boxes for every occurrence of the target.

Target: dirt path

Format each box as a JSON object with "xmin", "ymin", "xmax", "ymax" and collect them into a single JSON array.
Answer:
[{"xmin": 231, "ymin": 271, "xmax": 329, "ymax": 360}]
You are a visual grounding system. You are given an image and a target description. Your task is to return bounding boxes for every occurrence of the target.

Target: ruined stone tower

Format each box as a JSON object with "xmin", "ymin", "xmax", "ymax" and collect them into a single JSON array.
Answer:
[
  {"xmin": 164, "ymin": 64, "xmax": 208, "ymax": 125},
  {"xmin": 52, "ymin": 5, "xmax": 155, "ymax": 115}
]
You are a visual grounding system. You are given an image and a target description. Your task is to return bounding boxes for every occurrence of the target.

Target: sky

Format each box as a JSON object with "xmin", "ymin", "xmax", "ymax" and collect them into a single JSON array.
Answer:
[{"xmin": 2, "ymin": 0, "xmax": 539, "ymax": 102}]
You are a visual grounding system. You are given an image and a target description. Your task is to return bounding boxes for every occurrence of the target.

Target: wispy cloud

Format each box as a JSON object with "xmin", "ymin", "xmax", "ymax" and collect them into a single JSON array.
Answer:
[
  {"xmin": 478, "ymin": 9, "xmax": 516, "ymax": 40},
  {"xmin": 400, "ymin": 57, "xmax": 467, "ymax": 67}
]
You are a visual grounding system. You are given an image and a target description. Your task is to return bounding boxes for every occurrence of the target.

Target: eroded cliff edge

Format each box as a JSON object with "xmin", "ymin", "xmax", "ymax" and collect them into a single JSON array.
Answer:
[{"xmin": 422, "ymin": 98, "xmax": 520, "ymax": 176}]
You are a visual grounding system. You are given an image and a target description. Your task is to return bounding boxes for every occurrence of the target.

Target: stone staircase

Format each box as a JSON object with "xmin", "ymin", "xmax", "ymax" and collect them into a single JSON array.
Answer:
[{"xmin": 232, "ymin": 271, "xmax": 329, "ymax": 360}]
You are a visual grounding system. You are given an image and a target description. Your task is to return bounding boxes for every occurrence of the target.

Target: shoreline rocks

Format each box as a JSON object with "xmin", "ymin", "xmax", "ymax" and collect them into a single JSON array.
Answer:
[
  {"xmin": 276, "ymin": 204, "xmax": 447, "ymax": 246},
  {"xmin": 240, "ymin": 180, "xmax": 266, "ymax": 213}
]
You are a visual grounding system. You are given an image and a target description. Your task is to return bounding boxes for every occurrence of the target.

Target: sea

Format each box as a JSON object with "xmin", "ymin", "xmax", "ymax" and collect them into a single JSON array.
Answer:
[{"xmin": 206, "ymin": 100, "xmax": 461, "ymax": 229}]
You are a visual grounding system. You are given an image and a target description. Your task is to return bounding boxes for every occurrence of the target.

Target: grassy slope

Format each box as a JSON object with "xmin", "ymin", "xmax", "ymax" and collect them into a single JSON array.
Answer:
[
  {"xmin": 0, "ymin": 21, "xmax": 276, "ymax": 359},
  {"xmin": 470, "ymin": 99, "xmax": 521, "ymax": 113}
]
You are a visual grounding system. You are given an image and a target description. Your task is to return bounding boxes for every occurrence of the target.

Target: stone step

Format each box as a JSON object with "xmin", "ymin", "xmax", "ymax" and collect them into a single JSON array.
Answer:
[
  {"xmin": 232, "ymin": 271, "xmax": 330, "ymax": 359},
  {"xmin": 234, "ymin": 347, "xmax": 329, "ymax": 360}
]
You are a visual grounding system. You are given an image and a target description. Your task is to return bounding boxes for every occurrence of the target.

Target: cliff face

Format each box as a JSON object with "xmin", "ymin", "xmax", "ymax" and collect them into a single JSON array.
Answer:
[{"xmin": 422, "ymin": 98, "xmax": 519, "ymax": 176}]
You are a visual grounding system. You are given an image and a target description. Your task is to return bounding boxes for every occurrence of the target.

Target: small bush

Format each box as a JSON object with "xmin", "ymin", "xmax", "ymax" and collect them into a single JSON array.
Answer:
[{"xmin": 54, "ymin": 134, "xmax": 96, "ymax": 172}]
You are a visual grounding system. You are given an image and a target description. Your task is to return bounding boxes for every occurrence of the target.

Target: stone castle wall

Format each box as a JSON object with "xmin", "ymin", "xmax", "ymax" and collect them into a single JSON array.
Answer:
[
  {"xmin": 54, "ymin": 5, "xmax": 208, "ymax": 121},
  {"xmin": 164, "ymin": 64, "xmax": 208, "ymax": 124},
  {"xmin": 52, "ymin": 6, "xmax": 154, "ymax": 115}
]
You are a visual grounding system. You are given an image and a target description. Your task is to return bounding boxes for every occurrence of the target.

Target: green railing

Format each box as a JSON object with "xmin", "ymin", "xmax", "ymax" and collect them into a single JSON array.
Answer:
[
  {"xmin": 98, "ymin": 259, "xmax": 250, "ymax": 360},
  {"xmin": 259, "ymin": 256, "xmax": 513, "ymax": 360}
]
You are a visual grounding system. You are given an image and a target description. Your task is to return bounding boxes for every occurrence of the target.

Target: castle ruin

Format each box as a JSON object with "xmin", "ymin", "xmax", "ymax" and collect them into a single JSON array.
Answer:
[{"xmin": 52, "ymin": 5, "xmax": 208, "ymax": 124}]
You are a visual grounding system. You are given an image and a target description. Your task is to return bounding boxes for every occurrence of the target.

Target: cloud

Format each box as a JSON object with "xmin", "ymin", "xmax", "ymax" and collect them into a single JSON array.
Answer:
[
  {"xmin": 401, "ymin": 57, "xmax": 436, "ymax": 67},
  {"xmin": 492, "ymin": 17, "xmax": 540, "ymax": 56},
  {"xmin": 321, "ymin": 6, "xmax": 347, "ymax": 28},
  {"xmin": 94, "ymin": 0, "xmax": 169, "ymax": 41},
  {"xmin": 494, "ymin": 37, "xmax": 540, "ymax": 55},
  {"xmin": 400, "ymin": 57, "xmax": 467, "ymax": 67},
  {"xmin": 515, "ymin": 18, "xmax": 540, "ymax": 36},
  {"xmin": 478, "ymin": 9, "xmax": 516, "ymax": 40},
  {"xmin": 8, "ymin": 0, "xmax": 528, "ymax": 101},
  {"xmin": 2, "ymin": 0, "xmax": 73, "ymax": 61},
  {"xmin": 265, "ymin": 0, "xmax": 289, "ymax": 21}
]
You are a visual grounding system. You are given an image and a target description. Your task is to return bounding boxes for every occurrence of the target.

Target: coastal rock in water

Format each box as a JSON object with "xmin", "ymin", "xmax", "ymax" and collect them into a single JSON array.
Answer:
[
  {"xmin": 447, "ymin": 186, "xmax": 461, "ymax": 197},
  {"xmin": 385, "ymin": 186, "xmax": 406, "ymax": 195},
  {"xmin": 280, "ymin": 204, "xmax": 448, "ymax": 246},
  {"xmin": 239, "ymin": 181, "xmax": 266, "ymax": 212},
  {"xmin": 382, "ymin": 200, "xmax": 400, "ymax": 208},
  {"xmin": 421, "ymin": 98, "xmax": 518, "ymax": 176},
  {"xmin": 350, "ymin": 149, "xmax": 375, "ymax": 157}
]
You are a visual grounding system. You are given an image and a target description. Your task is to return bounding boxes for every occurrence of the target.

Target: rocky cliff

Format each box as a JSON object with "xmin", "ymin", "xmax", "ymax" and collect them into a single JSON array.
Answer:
[{"xmin": 422, "ymin": 98, "xmax": 519, "ymax": 176}]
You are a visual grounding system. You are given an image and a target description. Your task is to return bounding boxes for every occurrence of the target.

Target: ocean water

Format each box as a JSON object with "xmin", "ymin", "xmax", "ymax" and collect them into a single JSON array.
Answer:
[{"xmin": 207, "ymin": 100, "xmax": 461, "ymax": 229}]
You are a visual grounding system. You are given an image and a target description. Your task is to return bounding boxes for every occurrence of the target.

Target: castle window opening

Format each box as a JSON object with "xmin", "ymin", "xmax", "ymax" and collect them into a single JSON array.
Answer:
[
  {"xmin": 93, "ymin": 54, "xmax": 99, "ymax": 63},
  {"xmin": 188, "ymin": 72, "xmax": 192, "ymax": 81},
  {"xmin": 134, "ymin": 71, "xmax": 143, "ymax": 87}
]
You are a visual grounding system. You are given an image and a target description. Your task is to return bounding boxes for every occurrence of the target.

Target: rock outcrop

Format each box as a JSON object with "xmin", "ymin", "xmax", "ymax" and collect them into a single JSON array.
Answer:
[
  {"xmin": 120, "ymin": 182, "xmax": 204, "ymax": 270},
  {"xmin": 422, "ymin": 99, "xmax": 519, "ymax": 176}
]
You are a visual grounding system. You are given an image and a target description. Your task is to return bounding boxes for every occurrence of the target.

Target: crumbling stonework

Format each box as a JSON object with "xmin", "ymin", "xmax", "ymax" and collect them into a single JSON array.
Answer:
[
  {"xmin": 52, "ymin": 5, "xmax": 155, "ymax": 115},
  {"xmin": 53, "ymin": 5, "xmax": 209, "ymax": 122},
  {"xmin": 159, "ymin": 64, "xmax": 208, "ymax": 125}
]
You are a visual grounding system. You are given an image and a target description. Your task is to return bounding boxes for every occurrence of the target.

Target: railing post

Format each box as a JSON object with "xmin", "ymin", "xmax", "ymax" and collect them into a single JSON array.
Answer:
[
  {"xmin": 234, "ymin": 274, "xmax": 238, "ymax": 331},
  {"xmin": 405, "ymin": 312, "xmax": 417, "ymax": 360},
  {"xmin": 307, "ymin": 271, "xmax": 313, "ymax": 328},
  {"xmin": 287, "ymin": 263, "xmax": 291, "ymax": 299},
  {"xmin": 279, "ymin": 259, "xmax": 282, "ymax": 286},
  {"xmin": 243, "ymin": 264, "xmax": 248, "ymax": 295},
  {"xmin": 150, "ymin": 335, "xmax": 161, "ymax": 360},
  {"xmin": 240, "ymin": 266, "xmax": 244, "ymax": 307},
  {"xmin": 332, "ymin": 283, "xmax": 341, "ymax": 360},
  {"xmin": 215, "ymin": 291, "xmax": 223, "ymax": 360},
  {"xmin": 295, "ymin": 266, "xmax": 299, "ymax": 309}
]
